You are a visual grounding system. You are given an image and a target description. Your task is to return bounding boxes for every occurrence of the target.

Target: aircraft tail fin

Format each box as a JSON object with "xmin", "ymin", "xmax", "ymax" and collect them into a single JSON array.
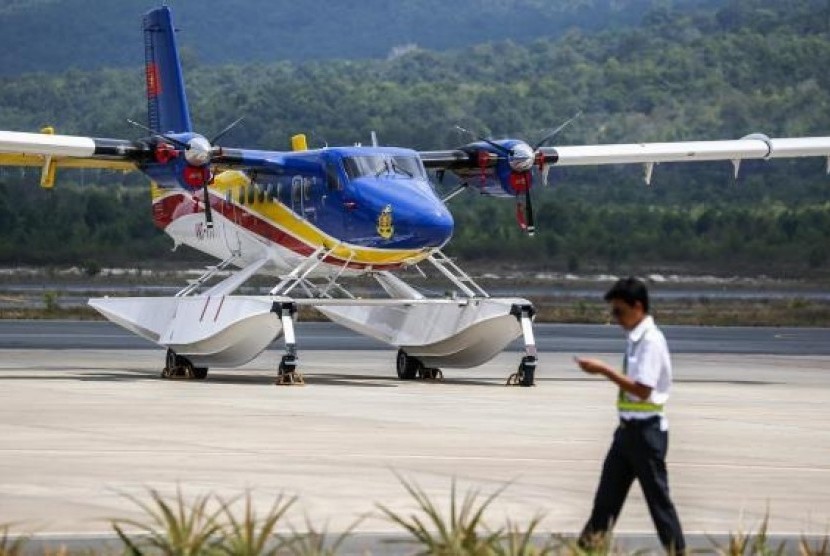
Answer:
[{"xmin": 143, "ymin": 6, "xmax": 193, "ymax": 134}]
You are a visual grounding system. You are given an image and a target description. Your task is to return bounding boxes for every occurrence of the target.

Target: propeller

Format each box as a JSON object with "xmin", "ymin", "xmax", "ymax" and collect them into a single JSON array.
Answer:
[
  {"xmin": 127, "ymin": 119, "xmax": 189, "ymax": 150},
  {"xmin": 454, "ymin": 112, "xmax": 582, "ymax": 236},
  {"xmin": 127, "ymin": 116, "xmax": 247, "ymax": 230}
]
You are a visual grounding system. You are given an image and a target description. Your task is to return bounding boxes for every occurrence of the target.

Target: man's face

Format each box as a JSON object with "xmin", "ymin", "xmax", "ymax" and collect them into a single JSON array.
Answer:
[{"xmin": 610, "ymin": 299, "xmax": 644, "ymax": 330}]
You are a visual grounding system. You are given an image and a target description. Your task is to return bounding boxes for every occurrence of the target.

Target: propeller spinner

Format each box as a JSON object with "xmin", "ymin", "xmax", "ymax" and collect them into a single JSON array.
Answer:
[{"xmin": 128, "ymin": 117, "xmax": 245, "ymax": 230}]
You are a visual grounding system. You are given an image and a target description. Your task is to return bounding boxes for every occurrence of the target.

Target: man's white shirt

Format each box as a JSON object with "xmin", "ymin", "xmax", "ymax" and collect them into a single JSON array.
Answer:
[{"xmin": 619, "ymin": 315, "xmax": 672, "ymax": 430}]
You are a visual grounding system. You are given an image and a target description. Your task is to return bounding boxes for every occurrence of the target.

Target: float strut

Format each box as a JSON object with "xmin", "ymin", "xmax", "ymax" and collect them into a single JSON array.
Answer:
[
  {"xmin": 273, "ymin": 302, "xmax": 304, "ymax": 385},
  {"xmin": 507, "ymin": 304, "xmax": 537, "ymax": 387}
]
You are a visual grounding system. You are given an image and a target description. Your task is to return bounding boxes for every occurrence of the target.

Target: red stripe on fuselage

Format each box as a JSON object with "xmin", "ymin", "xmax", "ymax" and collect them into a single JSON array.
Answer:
[{"xmin": 152, "ymin": 192, "xmax": 404, "ymax": 271}]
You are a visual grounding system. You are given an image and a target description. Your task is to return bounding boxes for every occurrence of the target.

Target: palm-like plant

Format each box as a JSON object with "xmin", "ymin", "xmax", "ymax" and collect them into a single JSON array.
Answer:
[
  {"xmin": 281, "ymin": 517, "xmax": 360, "ymax": 556},
  {"xmin": 799, "ymin": 535, "xmax": 830, "ymax": 556},
  {"xmin": 377, "ymin": 475, "xmax": 506, "ymax": 556},
  {"xmin": 111, "ymin": 487, "xmax": 224, "ymax": 556},
  {"xmin": 494, "ymin": 518, "xmax": 556, "ymax": 556},
  {"xmin": 215, "ymin": 492, "xmax": 296, "ymax": 556},
  {"xmin": 0, "ymin": 525, "xmax": 28, "ymax": 556}
]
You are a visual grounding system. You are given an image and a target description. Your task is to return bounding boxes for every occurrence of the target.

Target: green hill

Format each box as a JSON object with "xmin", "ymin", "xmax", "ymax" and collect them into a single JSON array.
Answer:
[{"xmin": 0, "ymin": 0, "xmax": 723, "ymax": 75}]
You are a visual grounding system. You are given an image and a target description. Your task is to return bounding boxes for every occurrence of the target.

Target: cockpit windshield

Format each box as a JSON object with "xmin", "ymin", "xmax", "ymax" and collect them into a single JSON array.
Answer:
[{"xmin": 343, "ymin": 155, "xmax": 426, "ymax": 180}]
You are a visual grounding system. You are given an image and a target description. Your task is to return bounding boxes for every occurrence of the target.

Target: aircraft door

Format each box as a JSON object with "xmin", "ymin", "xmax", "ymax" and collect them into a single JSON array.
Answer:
[
  {"xmin": 323, "ymin": 156, "xmax": 351, "ymax": 236},
  {"xmin": 290, "ymin": 175, "xmax": 304, "ymax": 217}
]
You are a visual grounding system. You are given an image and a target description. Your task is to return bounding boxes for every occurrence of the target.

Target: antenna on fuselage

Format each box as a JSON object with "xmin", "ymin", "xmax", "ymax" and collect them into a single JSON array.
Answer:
[{"xmin": 370, "ymin": 131, "xmax": 379, "ymax": 147}]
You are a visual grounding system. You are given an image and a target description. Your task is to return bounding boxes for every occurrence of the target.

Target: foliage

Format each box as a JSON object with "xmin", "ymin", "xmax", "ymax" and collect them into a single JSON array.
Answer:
[
  {"xmin": 112, "ymin": 487, "xmax": 224, "ymax": 556},
  {"xmin": 42, "ymin": 290, "xmax": 59, "ymax": 313},
  {"xmin": 800, "ymin": 535, "xmax": 830, "ymax": 556},
  {"xmin": 0, "ymin": 0, "xmax": 720, "ymax": 75},
  {"xmin": 1, "ymin": 486, "xmax": 829, "ymax": 555},
  {"xmin": 0, "ymin": 525, "xmax": 28, "ymax": 556},
  {"xmin": 216, "ymin": 493, "xmax": 296, "ymax": 556},
  {"xmin": 281, "ymin": 519, "xmax": 359, "ymax": 556},
  {"xmin": 707, "ymin": 513, "xmax": 787, "ymax": 556},
  {"xmin": 376, "ymin": 475, "xmax": 507, "ymax": 555}
]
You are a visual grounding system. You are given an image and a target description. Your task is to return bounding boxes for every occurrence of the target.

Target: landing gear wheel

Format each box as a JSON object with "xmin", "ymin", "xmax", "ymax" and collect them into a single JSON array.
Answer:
[
  {"xmin": 418, "ymin": 367, "xmax": 443, "ymax": 381},
  {"xmin": 275, "ymin": 354, "xmax": 304, "ymax": 386},
  {"xmin": 396, "ymin": 349, "xmax": 421, "ymax": 380},
  {"xmin": 506, "ymin": 356, "xmax": 537, "ymax": 387},
  {"xmin": 161, "ymin": 349, "xmax": 207, "ymax": 380}
]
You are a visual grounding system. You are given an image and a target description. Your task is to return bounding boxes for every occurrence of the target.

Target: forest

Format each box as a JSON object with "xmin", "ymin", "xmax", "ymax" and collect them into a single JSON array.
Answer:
[
  {"xmin": 0, "ymin": 0, "xmax": 828, "ymax": 276},
  {"xmin": 0, "ymin": 0, "xmax": 723, "ymax": 75}
]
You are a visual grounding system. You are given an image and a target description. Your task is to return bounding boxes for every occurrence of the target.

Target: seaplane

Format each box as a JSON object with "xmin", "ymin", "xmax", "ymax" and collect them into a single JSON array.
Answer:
[{"xmin": 1, "ymin": 6, "xmax": 829, "ymax": 386}]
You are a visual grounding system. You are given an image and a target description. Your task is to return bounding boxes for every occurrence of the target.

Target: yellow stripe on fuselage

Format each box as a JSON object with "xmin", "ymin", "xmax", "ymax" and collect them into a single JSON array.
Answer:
[{"xmin": 212, "ymin": 171, "xmax": 431, "ymax": 267}]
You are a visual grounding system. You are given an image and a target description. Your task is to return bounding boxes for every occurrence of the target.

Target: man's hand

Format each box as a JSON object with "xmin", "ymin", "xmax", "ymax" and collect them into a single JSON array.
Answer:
[
  {"xmin": 576, "ymin": 356, "xmax": 653, "ymax": 400},
  {"xmin": 575, "ymin": 357, "xmax": 612, "ymax": 376}
]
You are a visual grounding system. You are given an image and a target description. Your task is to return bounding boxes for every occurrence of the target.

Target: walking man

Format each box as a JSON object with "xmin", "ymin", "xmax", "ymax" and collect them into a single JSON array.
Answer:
[{"xmin": 575, "ymin": 277, "xmax": 685, "ymax": 554}]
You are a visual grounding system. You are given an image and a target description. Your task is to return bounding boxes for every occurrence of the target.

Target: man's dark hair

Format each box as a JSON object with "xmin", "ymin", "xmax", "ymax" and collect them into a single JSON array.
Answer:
[{"xmin": 604, "ymin": 277, "xmax": 649, "ymax": 313}]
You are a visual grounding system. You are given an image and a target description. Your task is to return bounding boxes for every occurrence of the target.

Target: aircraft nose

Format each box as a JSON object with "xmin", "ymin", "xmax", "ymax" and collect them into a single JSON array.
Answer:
[
  {"xmin": 416, "ymin": 203, "xmax": 454, "ymax": 247},
  {"xmin": 353, "ymin": 178, "xmax": 454, "ymax": 249}
]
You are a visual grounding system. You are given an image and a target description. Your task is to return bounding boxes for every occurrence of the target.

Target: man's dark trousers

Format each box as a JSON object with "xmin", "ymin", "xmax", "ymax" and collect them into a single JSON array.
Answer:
[{"xmin": 580, "ymin": 416, "xmax": 685, "ymax": 553}]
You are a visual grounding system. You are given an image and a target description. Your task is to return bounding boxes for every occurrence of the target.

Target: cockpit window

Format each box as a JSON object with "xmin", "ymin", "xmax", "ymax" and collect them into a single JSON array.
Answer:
[
  {"xmin": 343, "ymin": 155, "xmax": 426, "ymax": 179},
  {"xmin": 391, "ymin": 156, "xmax": 426, "ymax": 179}
]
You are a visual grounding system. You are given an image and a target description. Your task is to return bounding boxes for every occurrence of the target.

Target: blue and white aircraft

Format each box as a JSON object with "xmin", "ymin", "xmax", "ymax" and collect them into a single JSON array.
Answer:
[{"xmin": 1, "ymin": 7, "xmax": 828, "ymax": 386}]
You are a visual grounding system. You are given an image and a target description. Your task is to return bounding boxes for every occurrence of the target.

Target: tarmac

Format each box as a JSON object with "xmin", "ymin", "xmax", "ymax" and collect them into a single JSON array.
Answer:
[{"xmin": 1, "ymin": 345, "xmax": 829, "ymax": 552}]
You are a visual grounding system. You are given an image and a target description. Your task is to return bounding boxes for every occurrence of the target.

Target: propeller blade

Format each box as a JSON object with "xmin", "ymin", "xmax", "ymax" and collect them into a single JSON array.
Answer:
[
  {"xmin": 454, "ymin": 125, "xmax": 513, "ymax": 156},
  {"xmin": 524, "ymin": 187, "xmax": 535, "ymax": 237},
  {"xmin": 202, "ymin": 185, "xmax": 214, "ymax": 229},
  {"xmin": 126, "ymin": 119, "xmax": 190, "ymax": 149},
  {"xmin": 532, "ymin": 110, "xmax": 583, "ymax": 151},
  {"xmin": 202, "ymin": 174, "xmax": 213, "ymax": 229},
  {"xmin": 210, "ymin": 116, "xmax": 245, "ymax": 145}
]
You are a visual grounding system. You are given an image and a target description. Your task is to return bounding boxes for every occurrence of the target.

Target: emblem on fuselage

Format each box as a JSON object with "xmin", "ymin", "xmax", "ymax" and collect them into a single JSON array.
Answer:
[{"xmin": 377, "ymin": 205, "xmax": 394, "ymax": 239}]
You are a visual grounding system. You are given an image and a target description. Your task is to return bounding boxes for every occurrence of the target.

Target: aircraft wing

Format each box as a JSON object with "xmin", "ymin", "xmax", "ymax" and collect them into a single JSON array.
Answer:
[
  {"xmin": 538, "ymin": 136, "xmax": 830, "ymax": 168},
  {"xmin": 0, "ymin": 130, "xmax": 145, "ymax": 186},
  {"xmin": 0, "ymin": 130, "xmax": 313, "ymax": 188},
  {"xmin": 421, "ymin": 135, "xmax": 830, "ymax": 184}
]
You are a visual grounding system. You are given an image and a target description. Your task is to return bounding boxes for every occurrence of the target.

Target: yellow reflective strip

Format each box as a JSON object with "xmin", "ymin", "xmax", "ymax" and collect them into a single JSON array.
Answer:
[{"xmin": 617, "ymin": 400, "xmax": 664, "ymax": 412}]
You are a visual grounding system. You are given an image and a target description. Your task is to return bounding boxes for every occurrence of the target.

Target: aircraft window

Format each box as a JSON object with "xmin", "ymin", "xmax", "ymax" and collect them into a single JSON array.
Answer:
[
  {"xmin": 344, "ymin": 156, "xmax": 386, "ymax": 179},
  {"xmin": 237, "ymin": 186, "xmax": 245, "ymax": 204},
  {"xmin": 325, "ymin": 162, "xmax": 343, "ymax": 190},
  {"xmin": 247, "ymin": 184, "xmax": 256, "ymax": 205},
  {"xmin": 391, "ymin": 156, "xmax": 426, "ymax": 179},
  {"xmin": 257, "ymin": 184, "xmax": 265, "ymax": 204},
  {"xmin": 344, "ymin": 155, "xmax": 424, "ymax": 179}
]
